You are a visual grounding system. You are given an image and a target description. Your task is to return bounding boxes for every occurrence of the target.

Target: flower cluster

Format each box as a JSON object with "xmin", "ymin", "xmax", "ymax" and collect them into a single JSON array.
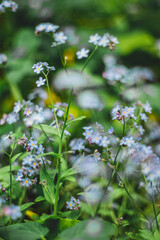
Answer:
[
  {"xmin": 32, "ymin": 62, "xmax": 55, "ymax": 75},
  {"xmin": 89, "ymin": 33, "xmax": 119, "ymax": 50},
  {"xmin": 103, "ymin": 55, "xmax": 154, "ymax": 85},
  {"xmin": 82, "ymin": 124, "xmax": 111, "ymax": 147},
  {"xmin": 15, "ymin": 138, "xmax": 48, "ymax": 187},
  {"xmin": 0, "ymin": 53, "xmax": 7, "ymax": 64},
  {"xmin": 0, "ymin": 0, "xmax": 18, "ymax": 13},
  {"xmin": 35, "ymin": 23, "xmax": 59, "ymax": 35},
  {"xmin": 66, "ymin": 196, "xmax": 81, "ymax": 210}
]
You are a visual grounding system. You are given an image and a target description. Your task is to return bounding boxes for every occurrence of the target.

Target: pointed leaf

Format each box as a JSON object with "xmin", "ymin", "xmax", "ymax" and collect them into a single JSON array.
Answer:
[
  {"xmin": 40, "ymin": 167, "xmax": 55, "ymax": 204},
  {"xmin": 0, "ymin": 222, "xmax": 49, "ymax": 240}
]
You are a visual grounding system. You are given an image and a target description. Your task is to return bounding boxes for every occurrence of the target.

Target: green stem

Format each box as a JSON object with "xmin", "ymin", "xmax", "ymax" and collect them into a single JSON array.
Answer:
[
  {"xmin": 57, "ymin": 44, "xmax": 68, "ymax": 75},
  {"xmin": 152, "ymin": 196, "xmax": 159, "ymax": 231},
  {"xmin": 54, "ymin": 142, "xmax": 62, "ymax": 216},
  {"xmin": 41, "ymin": 237, "xmax": 47, "ymax": 240},
  {"xmin": 81, "ymin": 45, "xmax": 98, "ymax": 73},
  {"xmin": 9, "ymin": 156, "xmax": 12, "ymax": 205},
  {"xmin": 54, "ymin": 89, "xmax": 73, "ymax": 216},
  {"xmin": 123, "ymin": 183, "xmax": 150, "ymax": 223},
  {"xmin": 18, "ymin": 187, "xmax": 27, "ymax": 206},
  {"xmin": 45, "ymin": 73, "xmax": 61, "ymax": 137}
]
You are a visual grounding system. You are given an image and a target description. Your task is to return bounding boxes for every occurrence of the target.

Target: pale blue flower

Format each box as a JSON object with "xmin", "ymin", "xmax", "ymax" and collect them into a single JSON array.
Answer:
[
  {"xmin": 36, "ymin": 77, "xmax": 46, "ymax": 87},
  {"xmin": 140, "ymin": 113, "xmax": 148, "ymax": 122},
  {"xmin": 76, "ymin": 48, "xmax": 89, "ymax": 59},
  {"xmin": 54, "ymin": 31, "xmax": 67, "ymax": 45},
  {"xmin": 89, "ymin": 34, "xmax": 100, "ymax": 45}
]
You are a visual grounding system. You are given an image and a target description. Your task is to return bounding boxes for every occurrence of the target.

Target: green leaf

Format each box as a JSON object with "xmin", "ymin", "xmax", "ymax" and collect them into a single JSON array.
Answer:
[
  {"xmin": 34, "ymin": 196, "xmax": 46, "ymax": 202},
  {"xmin": 58, "ymin": 218, "xmax": 117, "ymax": 240},
  {"xmin": 21, "ymin": 202, "xmax": 35, "ymax": 211},
  {"xmin": 67, "ymin": 116, "xmax": 86, "ymax": 126},
  {"xmin": 0, "ymin": 222, "xmax": 49, "ymax": 240},
  {"xmin": 36, "ymin": 152, "xmax": 61, "ymax": 160},
  {"xmin": 33, "ymin": 124, "xmax": 59, "ymax": 137},
  {"xmin": 62, "ymin": 209, "xmax": 82, "ymax": 220},
  {"xmin": 60, "ymin": 168, "xmax": 78, "ymax": 180},
  {"xmin": 11, "ymin": 152, "xmax": 23, "ymax": 163},
  {"xmin": 40, "ymin": 167, "xmax": 55, "ymax": 204},
  {"xmin": 139, "ymin": 230, "xmax": 153, "ymax": 240},
  {"xmin": 0, "ymin": 165, "xmax": 20, "ymax": 175}
]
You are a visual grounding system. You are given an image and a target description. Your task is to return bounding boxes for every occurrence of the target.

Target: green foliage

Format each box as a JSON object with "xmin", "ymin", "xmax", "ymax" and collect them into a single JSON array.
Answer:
[
  {"xmin": 0, "ymin": 222, "xmax": 49, "ymax": 240},
  {"xmin": 58, "ymin": 218, "xmax": 117, "ymax": 240},
  {"xmin": 40, "ymin": 167, "xmax": 55, "ymax": 204}
]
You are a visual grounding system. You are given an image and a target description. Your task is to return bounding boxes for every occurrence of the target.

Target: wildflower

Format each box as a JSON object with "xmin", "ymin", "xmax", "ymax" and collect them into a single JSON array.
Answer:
[
  {"xmin": 66, "ymin": 197, "xmax": 80, "ymax": 210},
  {"xmin": 36, "ymin": 144, "xmax": 44, "ymax": 154},
  {"xmin": 99, "ymin": 136, "xmax": 109, "ymax": 147},
  {"xmin": 3, "ymin": 205, "xmax": 22, "ymax": 220},
  {"xmin": 35, "ymin": 23, "xmax": 59, "ymax": 35},
  {"xmin": 13, "ymin": 100, "xmax": 22, "ymax": 113},
  {"xmin": 35, "ymin": 105, "xmax": 43, "ymax": 113},
  {"xmin": 15, "ymin": 171, "xmax": 23, "ymax": 181},
  {"xmin": 109, "ymin": 35, "xmax": 119, "ymax": 44},
  {"xmin": 64, "ymin": 130, "xmax": 71, "ymax": 136},
  {"xmin": 0, "ymin": 53, "xmax": 7, "ymax": 64},
  {"xmin": 28, "ymin": 139, "xmax": 38, "ymax": 150},
  {"xmin": 108, "ymin": 127, "xmax": 114, "ymax": 135},
  {"xmin": 140, "ymin": 113, "xmax": 148, "ymax": 122},
  {"xmin": 0, "ymin": 1, "xmax": 18, "ymax": 13},
  {"xmin": 88, "ymin": 34, "xmax": 101, "ymax": 45},
  {"xmin": 69, "ymin": 138, "xmax": 86, "ymax": 151},
  {"xmin": 0, "ymin": 195, "xmax": 8, "ymax": 204},
  {"xmin": 98, "ymin": 36, "xmax": 109, "ymax": 47},
  {"xmin": 93, "ymin": 152, "xmax": 101, "ymax": 161},
  {"xmin": 66, "ymin": 199, "xmax": 75, "ymax": 210},
  {"xmin": 91, "ymin": 132, "xmax": 102, "ymax": 145},
  {"xmin": 137, "ymin": 125, "xmax": 145, "ymax": 135},
  {"xmin": 76, "ymin": 48, "xmax": 89, "ymax": 59},
  {"xmin": 6, "ymin": 113, "xmax": 19, "ymax": 124},
  {"xmin": 143, "ymin": 101, "xmax": 152, "ymax": 113},
  {"xmin": 22, "ymin": 155, "xmax": 35, "ymax": 165},
  {"xmin": 36, "ymin": 77, "xmax": 46, "ymax": 87},
  {"xmin": 31, "ymin": 161, "xmax": 38, "ymax": 169},
  {"xmin": 83, "ymin": 126, "xmax": 93, "ymax": 139},
  {"xmin": 32, "ymin": 62, "xmax": 44, "ymax": 74},
  {"xmin": 54, "ymin": 31, "xmax": 67, "ymax": 45},
  {"xmin": 24, "ymin": 107, "xmax": 32, "ymax": 117},
  {"xmin": 22, "ymin": 178, "xmax": 32, "ymax": 187},
  {"xmin": 120, "ymin": 136, "xmax": 135, "ymax": 147}
]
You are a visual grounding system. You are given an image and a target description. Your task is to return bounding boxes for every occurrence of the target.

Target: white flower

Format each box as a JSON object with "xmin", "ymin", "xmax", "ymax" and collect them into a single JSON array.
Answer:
[
  {"xmin": 143, "ymin": 101, "xmax": 152, "ymax": 113},
  {"xmin": 98, "ymin": 36, "xmax": 109, "ymax": 47},
  {"xmin": 88, "ymin": 34, "xmax": 100, "ymax": 45},
  {"xmin": 76, "ymin": 48, "xmax": 89, "ymax": 59},
  {"xmin": 36, "ymin": 77, "xmax": 46, "ymax": 87},
  {"xmin": 54, "ymin": 31, "xmax": 67, "ymax": 45},
  {"xmin": 13, "ymin": 100, "xmax": 22, "ymax": 113}
]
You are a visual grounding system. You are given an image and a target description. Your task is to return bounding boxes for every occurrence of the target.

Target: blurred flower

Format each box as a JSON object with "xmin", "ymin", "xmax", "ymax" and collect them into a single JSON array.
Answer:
[
  {"xmin": 35, "ymin": 23, "xmax": 59, "ymax": 35},
  {"xmin": 53, "ymin": 31, "xmax": 67, "ymax": 45},
  {"xmin": 0, "ymin": 1, "xmax": 18, "ymax": 13},
  {"xmin": 89, "ymin": 34, "xmax": 101, "ymax": 45},
  {"xmin": 0, "ymin": 53, "xmax": 7, "ymax": 64},
  {"xmin": 76, "ymin": 48, "xmax": 89, "ymax": 59},
  {"xmin": 3, "ymin": 205, "xmax": 22, "ymax": 220},
  {"xmin": 77, "ymin": 91, "xmax": 103, "ymax": 110}
]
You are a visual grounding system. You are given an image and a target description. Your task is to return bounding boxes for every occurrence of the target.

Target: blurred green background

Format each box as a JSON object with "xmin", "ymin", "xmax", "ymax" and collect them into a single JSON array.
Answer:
[{"xmin": 0, "ymin": 0, "xmax": 160, "ymax": 116}]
